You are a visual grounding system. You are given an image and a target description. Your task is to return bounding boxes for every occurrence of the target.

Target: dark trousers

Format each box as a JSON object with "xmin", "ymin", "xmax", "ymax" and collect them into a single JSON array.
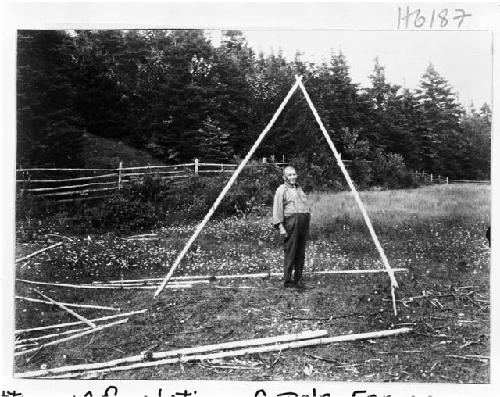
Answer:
[{"xmin": 283, "ymin": 213, "xmax": 310, "ymax": 284}]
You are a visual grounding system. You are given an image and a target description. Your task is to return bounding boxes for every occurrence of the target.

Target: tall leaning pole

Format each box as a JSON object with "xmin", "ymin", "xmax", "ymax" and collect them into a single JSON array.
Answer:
[
  {"xmin": 295, "ymin": 75, "xmax": 399, "ymax": 315},
  {"xmin": 154, "ymin": 77, "xmax": 303, "ymax": 298}
]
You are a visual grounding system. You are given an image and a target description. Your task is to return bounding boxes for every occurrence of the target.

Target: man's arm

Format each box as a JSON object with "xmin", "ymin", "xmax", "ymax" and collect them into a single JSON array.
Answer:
[{"xmin": 272, "ymin": 186, "xmax": 287, "ymax": 236}]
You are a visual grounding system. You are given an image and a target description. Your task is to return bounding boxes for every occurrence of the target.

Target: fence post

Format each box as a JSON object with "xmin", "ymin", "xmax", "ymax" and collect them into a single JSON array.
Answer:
[
  {"xmin": 430, "ymin": 173, "xmax": 433, "ymax": 183},
  {"xmin": 194, "ymin": 158, "xmax": 199, "ymax": 175},
  {"xmin": 18, "ymin": 165, "xmax": 24, "ymax": 196},
  {"xmin": 118, "ymin": 161, "xmax": 123, "ymax": 190},
  {"xmin": 446, "ymin": 177, "xmax": 449, "ymax": 184}
]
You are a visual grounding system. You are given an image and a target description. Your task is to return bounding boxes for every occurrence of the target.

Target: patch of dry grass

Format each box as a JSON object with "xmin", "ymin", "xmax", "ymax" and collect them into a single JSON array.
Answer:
[{"xmin": 310, "ymin": 184, "xmax": 490, "ymax": 227}]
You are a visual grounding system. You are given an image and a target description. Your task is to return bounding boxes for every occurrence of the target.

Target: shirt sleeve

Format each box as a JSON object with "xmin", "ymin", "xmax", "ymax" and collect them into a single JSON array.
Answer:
[
  {"xmin": 272, "ymin": 187, "xmax": 284, "ymax": 227},
  {"xmin": 299, "ymin": 187, "xmax": 312, "ymax": 214}
]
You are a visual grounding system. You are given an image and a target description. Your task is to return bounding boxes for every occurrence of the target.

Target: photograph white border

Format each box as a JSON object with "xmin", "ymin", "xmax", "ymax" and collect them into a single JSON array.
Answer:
[{"xmin": 1, "ymin": 1, "xmax": 498, "ymax": 396}]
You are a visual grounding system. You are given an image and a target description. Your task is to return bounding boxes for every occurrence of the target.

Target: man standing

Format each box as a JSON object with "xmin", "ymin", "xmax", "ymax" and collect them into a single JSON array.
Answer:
[{"xmin": 273, "ymin": 166, "xmax": 311, "ymax": 289}]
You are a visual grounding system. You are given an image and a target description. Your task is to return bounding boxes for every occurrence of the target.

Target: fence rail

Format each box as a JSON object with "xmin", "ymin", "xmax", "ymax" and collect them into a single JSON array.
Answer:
[{"xmin": 448, "ymin": 179, "xmax": 490, "ymax": 184}]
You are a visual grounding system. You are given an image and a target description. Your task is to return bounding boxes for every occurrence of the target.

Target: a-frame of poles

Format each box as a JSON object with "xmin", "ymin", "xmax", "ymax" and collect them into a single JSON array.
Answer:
[{"xmin": 154, "ymin": 76, "xmax": 400, "ymax": 315}]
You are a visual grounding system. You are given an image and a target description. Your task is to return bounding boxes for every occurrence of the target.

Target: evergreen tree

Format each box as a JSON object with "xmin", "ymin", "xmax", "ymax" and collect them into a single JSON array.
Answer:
[
  {"xmin": 324, "ymin": 51, "xmax": 363, "ymax": 137},
  {"xmin": 193, "ymin": 116, "xmax": 234, "ymax": 161},
  {"xmin": 211, "ymin": 30, "xmax": 255, "ymax": 156},
  {"xmin": 17, "ymin": 30, "xmax": 85, "ymax": 167},
  {"xmin": 415, "ymin": 64, "xmax": 465, "ymax": 178},
  {"xmin": 364, "ymin": 57, "xmax": 397, "ymax": 151},
  {"xmin": 72, "ymin": 30, "xmax": 136, "ymax": 140},
  {"xmin": 135, "ymin": 29, "xmax": 216, "ymax": 162},
  {"xmin": 460, "ymin": 103, "xmax": 491, "ymax": 179},
  {"xmin": 247, "ymin": 51, "xmax": 296, "ymax": 158},
  {"xmin": 364, "ymin": 58, "xmax": 421, "ymax": 168}
]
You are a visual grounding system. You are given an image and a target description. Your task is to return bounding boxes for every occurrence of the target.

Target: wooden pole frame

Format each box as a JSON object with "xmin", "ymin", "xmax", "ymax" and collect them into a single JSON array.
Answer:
[{"xmin": 152, "ymin": 76, "xmax": 399, "ymax": 316}]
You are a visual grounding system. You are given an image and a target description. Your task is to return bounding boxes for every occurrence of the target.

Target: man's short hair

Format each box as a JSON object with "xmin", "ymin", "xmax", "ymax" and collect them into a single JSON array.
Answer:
[{"xmin": 283, "ymin": 165, "xmax": 296, "ymax": 176}]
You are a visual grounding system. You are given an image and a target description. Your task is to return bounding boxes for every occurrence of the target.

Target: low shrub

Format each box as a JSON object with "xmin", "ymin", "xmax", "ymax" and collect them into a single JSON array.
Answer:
[
  {"xmin": 177, "ymin": 162, "xmax": 283, "ymax": 220},
  {"xmin": 370, "ymin": 150, "xmax": 419, "ymax": 189}
]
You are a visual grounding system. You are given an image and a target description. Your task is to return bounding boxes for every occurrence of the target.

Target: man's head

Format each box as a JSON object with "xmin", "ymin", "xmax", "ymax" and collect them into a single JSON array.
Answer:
[{"xmin": 283, "ymin": 166, "xmax": 297, "ymax": 186}]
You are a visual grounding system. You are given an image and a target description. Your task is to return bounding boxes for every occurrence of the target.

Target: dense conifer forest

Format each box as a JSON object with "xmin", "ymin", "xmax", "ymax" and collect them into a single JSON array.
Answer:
[{"xmin": 17, "ymin": 29, "xmax": 491, "ymax": 180}]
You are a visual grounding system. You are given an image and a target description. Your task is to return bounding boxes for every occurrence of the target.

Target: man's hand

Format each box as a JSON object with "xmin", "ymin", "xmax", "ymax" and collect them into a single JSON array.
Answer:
[{"xmin": 279, "ymin": 223, "xmax": 288, "ymax": 238}]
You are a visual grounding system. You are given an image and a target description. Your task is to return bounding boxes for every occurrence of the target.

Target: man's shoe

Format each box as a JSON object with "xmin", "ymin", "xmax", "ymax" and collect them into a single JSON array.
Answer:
[{"xmin": 283, "ymin": 281, "xmax": 295, "ymax": 288}]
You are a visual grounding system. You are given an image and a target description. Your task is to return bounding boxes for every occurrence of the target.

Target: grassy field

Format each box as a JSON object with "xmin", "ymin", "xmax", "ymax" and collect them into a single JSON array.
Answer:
[{"xmin": 14, "ymin": 184, "xmax": 490, "ymax": 382}]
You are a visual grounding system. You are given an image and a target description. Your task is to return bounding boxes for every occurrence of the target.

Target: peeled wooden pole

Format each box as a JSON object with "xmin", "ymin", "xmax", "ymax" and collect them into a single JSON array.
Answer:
[
  {"xmin": 15, "ymin": 309, "xmax": 147, "ymax": 335},
  {"xmin": 15, "ymin": 343, "xmax": 40, "ymax": 350},
  {"xmin": 16, "ymin": 242, "xmax": 63, "ymax": 263},
  {"xmin": 16, "ymin": 326, "xmax": 92, "ymax": 346},
  {"xmin": 16, "ymin": 329, "xmax": 328, "ymax": 377},
  {"xmin": 17, "ymin": 279, "xmax": 196, "ymax": 290},
  {"xmin": 99, "ymin": 268, "xmax": 408, "ymax": 285},
  {"xmin": 14, "ymin": 318, "xmax": 128, "ymax": 357},
  {"xmin": 297, "ymin": 76, "xmax": 399, "ymax": 316},
  {"xmin": 154, "ymin": 78, "xmax": 302, "ymax": 297},
  {"xmin": 26, "ymin": 327, "xmax": 412, "ymax": 379},
  {"xmin": 33, "ymin": 289, "xmax": 96, "ymax": 329},
  {"xmin": 15, "ymin": 296, "xmax": 120, "ymax": 311}
]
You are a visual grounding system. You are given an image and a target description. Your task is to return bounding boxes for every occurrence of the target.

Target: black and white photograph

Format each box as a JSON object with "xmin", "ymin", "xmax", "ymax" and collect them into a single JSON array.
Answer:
[{"xmin": 1, "ymin": 2, "xmax": 497, "ymax": 396}]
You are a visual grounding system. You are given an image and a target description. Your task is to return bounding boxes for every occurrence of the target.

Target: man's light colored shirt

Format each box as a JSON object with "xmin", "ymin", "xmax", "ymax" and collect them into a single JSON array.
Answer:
[{"xmin": 273, "ymin": 183, "xmax": 311, "ymax": 226}]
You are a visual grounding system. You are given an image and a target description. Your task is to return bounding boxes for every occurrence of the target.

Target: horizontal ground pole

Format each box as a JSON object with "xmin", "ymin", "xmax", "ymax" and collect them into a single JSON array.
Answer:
[
  {"xmin": 94, "ymin": 268, "xmax": 409, "ymax": 285},
  {"xmin": 17, "ymin": 269, "xmax": 408, "ymax": 291},
  {"xmin": 16, "ymin": 279, "xmax": 200, "ymax": 289}
]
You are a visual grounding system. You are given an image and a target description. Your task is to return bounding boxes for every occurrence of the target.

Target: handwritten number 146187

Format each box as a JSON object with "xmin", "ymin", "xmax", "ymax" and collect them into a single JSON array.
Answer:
[{"xmin": 398, "ymin": 7, "xmax": 472, "ymax": 29}]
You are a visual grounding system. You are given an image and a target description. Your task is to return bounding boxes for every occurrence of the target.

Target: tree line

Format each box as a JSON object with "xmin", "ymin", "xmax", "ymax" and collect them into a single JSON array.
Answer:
[{"xmin": 17, "ymin": 29, "xmax": 491, "ymax": 180}]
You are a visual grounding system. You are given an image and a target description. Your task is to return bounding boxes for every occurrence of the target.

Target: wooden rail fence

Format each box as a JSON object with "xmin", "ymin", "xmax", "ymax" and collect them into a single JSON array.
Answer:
[
  {"xmin": 415, "ymin": 171, "xmax": 489, "ymax": 185},
  {"xmin": 15, "ymin": 159, "xmax": 258, "ymax": 202},
  {"xmin": 415, "ymin": 170, "xmax": 448, "ymax": 184},
  {"xmin": 17, "ymin": 159, "xmax": 487, "ymax": 203}
]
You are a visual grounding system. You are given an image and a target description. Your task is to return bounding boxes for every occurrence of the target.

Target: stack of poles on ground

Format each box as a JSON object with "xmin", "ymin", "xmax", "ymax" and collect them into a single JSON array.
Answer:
[
  {"xmin": 15, "ymin": 268, "xmax": 409, "ymax": 364},
  {"xmin": 15, "ymin": 76, "xmax": 406, "ymax": 377},
  {"xmin": 15, "ymin": 310, "xmax": 147, "ymax": 357},
  {"xmin": 15, "ymin": 328, "xmax": 413, "ymax": 379}
]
